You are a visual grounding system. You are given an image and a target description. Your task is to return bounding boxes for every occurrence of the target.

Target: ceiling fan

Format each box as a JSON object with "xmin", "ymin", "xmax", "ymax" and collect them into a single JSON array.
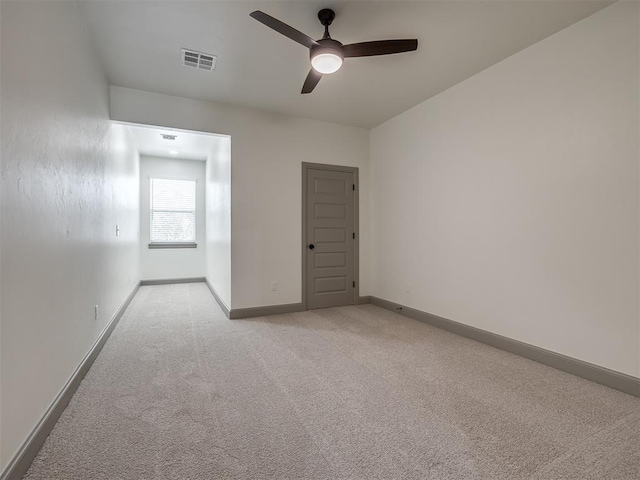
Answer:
[{"xmin": 250, "ymin": 8, "xmax": 418, "ymax": 94}]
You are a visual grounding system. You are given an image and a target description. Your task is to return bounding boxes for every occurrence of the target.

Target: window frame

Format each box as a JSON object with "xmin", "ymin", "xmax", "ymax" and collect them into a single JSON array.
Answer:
[{"xmin": 148, "ymin": 176, "xmax": 198, "ymax": 249}]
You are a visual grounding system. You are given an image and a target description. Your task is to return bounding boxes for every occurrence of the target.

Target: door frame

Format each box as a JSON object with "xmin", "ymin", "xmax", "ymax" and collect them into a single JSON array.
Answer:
[{"xmin": 301, "ymin": 162, "xmax": 360, "ymax": 310}]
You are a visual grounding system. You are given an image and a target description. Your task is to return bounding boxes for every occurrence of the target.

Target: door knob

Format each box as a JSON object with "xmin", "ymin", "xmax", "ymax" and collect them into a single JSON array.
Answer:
[{"xmin": 308, "ymin": 244, "xmax": 315, "ymax": 250}]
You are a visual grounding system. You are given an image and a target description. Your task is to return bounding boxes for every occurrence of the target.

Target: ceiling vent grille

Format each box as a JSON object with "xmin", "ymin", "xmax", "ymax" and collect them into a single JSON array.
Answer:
[{"xmin": 181, "ymin": 49, "xmax": 217, "ymax": 71}]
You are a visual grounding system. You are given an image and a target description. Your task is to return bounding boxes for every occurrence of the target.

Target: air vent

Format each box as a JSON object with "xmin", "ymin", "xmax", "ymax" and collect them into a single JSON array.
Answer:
[
  {"xmin": 181, "ymin": 49, "xmax": 217, "ymax": 71},
  {"xmin": 161, "ymin": 134, "xmax": 177, "ymax": 140}
]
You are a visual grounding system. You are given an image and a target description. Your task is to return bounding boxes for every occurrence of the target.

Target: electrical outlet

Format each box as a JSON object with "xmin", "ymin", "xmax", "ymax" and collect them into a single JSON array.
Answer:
[
  {"xmin": 94, "ymin": 305, "xmax": 99, "ymax": 321},
  {"xmin": 270, "ymin": 281, "xmax": 278, "ymax": 292},
  {"xmin": 115, "ymin": 225, "xmax": 120, "ymax": 237}
]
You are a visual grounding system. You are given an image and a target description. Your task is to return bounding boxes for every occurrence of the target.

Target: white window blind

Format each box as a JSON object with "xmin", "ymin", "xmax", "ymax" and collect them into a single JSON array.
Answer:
[{"xmin": 150, "ymin": 178, "xmax": 196, "ymax": 243}]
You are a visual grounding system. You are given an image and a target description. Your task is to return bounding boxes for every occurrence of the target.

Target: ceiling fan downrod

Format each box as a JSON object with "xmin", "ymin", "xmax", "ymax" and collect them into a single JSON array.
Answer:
[{"xmin": 318, "ymin": 8, "xmax": 335, "ymax": 39}]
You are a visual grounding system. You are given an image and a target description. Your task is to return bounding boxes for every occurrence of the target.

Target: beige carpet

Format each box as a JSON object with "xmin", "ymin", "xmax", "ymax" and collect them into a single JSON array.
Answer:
[{"xmin": 25, "ymin": 283, "xmax": 640, "ymax": 479}]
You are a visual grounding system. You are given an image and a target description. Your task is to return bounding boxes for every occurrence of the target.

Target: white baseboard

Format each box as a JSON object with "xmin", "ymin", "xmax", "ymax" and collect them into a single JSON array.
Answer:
[
  {"xmin": 204, "ymin": 278, "xmax": 231, "ymax": 318},
  {"xmin": 140, "ymin": 277, "xmax": 205, "ymax": 286}
]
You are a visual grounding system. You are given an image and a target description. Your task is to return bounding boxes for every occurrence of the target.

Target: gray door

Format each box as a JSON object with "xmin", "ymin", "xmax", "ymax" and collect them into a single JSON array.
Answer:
[{"xmin": 305, "ymin": 166, "xmax": 356, "ymax": 310}]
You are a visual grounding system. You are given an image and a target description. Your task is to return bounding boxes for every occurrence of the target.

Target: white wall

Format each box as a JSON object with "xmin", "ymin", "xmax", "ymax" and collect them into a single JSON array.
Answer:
[
  {"xmin": 370, "ymin": 1, "xmax": 639, "ymax": 377},
  {"xmin": 0, "ymin": 1, "xmax": 141, "ymax": 471},
  {"xmin": 139, "ymin": 155, "xmax": 206, "ymax": 280},
  {"xmin": 111, "ymin": 87, "xmax": 370, "ymax": 309},
  {"xmin": 206, "ymin": 137, "xmax": 232, "ymax": 308}
]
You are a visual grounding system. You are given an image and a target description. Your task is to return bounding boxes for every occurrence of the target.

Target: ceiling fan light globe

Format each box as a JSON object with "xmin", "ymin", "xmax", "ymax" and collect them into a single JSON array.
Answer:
[{"xmin": 311, "ymin": 53, "xmax": 343, "ymax": 74}]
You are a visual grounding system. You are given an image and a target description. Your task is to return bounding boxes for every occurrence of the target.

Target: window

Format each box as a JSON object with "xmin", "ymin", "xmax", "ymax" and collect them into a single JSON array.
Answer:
[{"xmin": 149, "ymin": 178, "xmax": 196, "ymax": 247}]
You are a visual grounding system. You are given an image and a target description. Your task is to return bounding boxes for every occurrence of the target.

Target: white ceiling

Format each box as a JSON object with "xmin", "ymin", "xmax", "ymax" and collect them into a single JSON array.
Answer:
[
  {"xmin": 80, "ymin": 1, "xmax": 612, "ymax": 128},
  {"xmin": 126, "ymin": 123, "xmax": 225, "ymax": 161}
]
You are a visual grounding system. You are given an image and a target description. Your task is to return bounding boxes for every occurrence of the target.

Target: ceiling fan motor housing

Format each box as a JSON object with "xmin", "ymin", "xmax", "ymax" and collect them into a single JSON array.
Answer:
[{"xmin": 310, "ymin": 38, "xmax": 344, "ymax": 61}]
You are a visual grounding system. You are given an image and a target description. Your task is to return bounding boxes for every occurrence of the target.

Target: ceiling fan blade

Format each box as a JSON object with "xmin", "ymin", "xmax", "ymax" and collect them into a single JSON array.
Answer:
[
  {"xmin": 343, "ymin": 39, "xmax": 418, "ymax": 58},
  {"xmin": 301, "ymin": 69, "xmax": 322, "ymax": 94},
  {"xmin": 250, "ymin": 11, "xmax": 319, "ymax": 49}
]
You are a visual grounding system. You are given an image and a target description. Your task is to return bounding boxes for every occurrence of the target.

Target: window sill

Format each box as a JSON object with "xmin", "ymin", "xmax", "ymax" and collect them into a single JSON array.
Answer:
[{"xmin": 148, "ymin": 243, "xmax": 197, "ymax": 249}]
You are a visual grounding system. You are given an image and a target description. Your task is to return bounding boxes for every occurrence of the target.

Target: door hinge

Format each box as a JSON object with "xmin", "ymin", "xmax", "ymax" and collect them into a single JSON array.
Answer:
[
  {"xmin": 352, "ymin": 232, "xmax": 355, "ymax": 239},
  {"xmin": 353, "ymin": 281, "xmax": 356, "ymax": 288},
  {"xmin": 352, "ymin": 184, "xmax": 355, "ymax": 191}
]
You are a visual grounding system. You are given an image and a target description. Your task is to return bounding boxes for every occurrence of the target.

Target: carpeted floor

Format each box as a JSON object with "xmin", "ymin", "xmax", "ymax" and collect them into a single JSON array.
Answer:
[{"xmin": 25, "ymin": 283, "xmax": 640, "ymax": 479}]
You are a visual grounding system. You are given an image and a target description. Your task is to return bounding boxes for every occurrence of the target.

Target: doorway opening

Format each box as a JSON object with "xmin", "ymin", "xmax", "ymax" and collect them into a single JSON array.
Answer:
[{"xmin": 116, "ymin": 121, "xmax": 232, "ymax": 311}]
